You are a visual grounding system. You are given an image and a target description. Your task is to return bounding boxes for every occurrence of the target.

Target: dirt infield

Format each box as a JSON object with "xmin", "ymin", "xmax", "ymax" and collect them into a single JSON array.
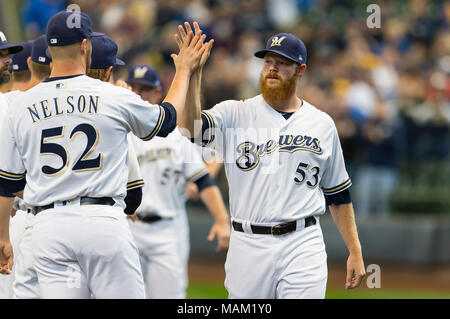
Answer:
[{"xmin": 188, "ymin": 257, "xmax": 450, "ymax": 293}]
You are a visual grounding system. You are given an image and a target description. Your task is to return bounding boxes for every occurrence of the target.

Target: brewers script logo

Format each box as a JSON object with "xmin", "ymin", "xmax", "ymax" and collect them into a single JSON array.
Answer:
[
  {"xmin": 270, "ymin": 36, "xmax": 286, "ymax": 47},
  {"xmin": 236, "ymin": 135, "xmax": 323, "ymax": 171}
]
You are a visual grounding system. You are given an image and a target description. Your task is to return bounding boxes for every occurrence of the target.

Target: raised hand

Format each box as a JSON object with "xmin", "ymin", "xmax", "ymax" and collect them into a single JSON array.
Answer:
[{"xmin": 173, "ymin": 21, "xmax": 213, "ymax": 71}]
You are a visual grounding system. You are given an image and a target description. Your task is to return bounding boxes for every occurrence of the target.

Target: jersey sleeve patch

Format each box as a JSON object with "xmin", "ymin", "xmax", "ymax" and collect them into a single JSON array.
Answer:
[
  {"xmin": 321, "ymin": 178, "xmax": 352, "ymax": 195},
  {"xmin": 127, "ymin": 179, "xmax": 145, "ymax": 190}
]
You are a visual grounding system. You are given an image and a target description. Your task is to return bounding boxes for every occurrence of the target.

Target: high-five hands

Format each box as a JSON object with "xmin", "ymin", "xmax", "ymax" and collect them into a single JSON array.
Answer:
[{"xmin": 173, "ymin": 21, "xmax": 214, "ymax": 71}]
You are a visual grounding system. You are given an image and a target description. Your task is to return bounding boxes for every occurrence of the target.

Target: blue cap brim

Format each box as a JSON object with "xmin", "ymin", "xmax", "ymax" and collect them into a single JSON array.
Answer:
[
  {"xmin": 254, "ymin": 48, "xmax": 304, "ymax": 64},
  {"xmin": 0, "ymin": 44, "xmax": 23, "ymax": 54},
  {"xmin": 115, "ymin": 58, "xmax": 125, "ymax": 66}
]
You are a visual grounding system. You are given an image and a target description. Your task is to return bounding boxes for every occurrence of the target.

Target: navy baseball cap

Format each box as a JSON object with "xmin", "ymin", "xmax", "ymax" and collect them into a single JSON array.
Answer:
[
  {"xmin": 46, "ymin": 11, "xmax": 103, "ymax": 47},
  {"xmin": 254, "ymin": 33, "xmax": 307, "ymax": 64},
  {"xmin": 127, "ymin": 64, "xmax": 161, "ymax": 88},
  {"xmin": 90, "ymin": 35, "xmax": 125, "ymax": 69},
  {"xmin": 11, "ymin": 40, "xmax": 33, "ymax": 72},
  {"xmin": 31, "ymin": 35, "xmax": 52, "ymax": 65},
  {"xmin": 0, "ymin": 31, "xmax": 23, "ymax": 54}
]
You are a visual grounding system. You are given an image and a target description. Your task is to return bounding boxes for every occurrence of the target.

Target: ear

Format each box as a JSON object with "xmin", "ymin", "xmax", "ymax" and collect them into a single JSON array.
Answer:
[
  {"xmin": 104, "ymin": 66, "xmax": 113, "ymax": 82},
  {"xmin": 80, "ymin": 38, "xmax": 89, "ymax": 55},
  {"xmin": 297, "ymin": 64, "xmax": 307, "ymax": 77},
  {"xmin": 49, "ymin": 61, "xmax": 53, "ymax": 70},
  {"xmin": 26, "ymin": 57, "xmax": 31, "ymax": 70}
]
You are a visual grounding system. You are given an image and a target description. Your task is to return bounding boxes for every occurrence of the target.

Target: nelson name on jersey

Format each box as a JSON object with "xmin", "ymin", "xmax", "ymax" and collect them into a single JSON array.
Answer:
[{"xmin": 27, "ymin": 94, "xmax": 100, "ymax": 123}]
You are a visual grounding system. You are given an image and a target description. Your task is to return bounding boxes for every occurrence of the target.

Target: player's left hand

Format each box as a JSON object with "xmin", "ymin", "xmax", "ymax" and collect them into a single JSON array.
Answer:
[
  {"xmin": 207, "ymin": 220, "xmax": 230, "ymax": 252},
  {"xmin": 345, "ymin": 253, "xmax": 366, "ymax": 289},
  {"xmin": 0, "ymin": 239, "xmax": 14, "ymax": 275}
]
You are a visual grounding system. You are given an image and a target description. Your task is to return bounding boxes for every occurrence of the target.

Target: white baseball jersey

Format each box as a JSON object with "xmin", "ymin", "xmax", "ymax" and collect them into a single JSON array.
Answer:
[
  {"xmin": 0, "ymin": 74, "xmax": 164, "ymax": 209},
  {"xmin": 132, "ymin": 128, "xmax": 208, "ymax": 218},
  {"xmin": 201, "ymin": 95, "xmax": 351, "ymax": 224}
]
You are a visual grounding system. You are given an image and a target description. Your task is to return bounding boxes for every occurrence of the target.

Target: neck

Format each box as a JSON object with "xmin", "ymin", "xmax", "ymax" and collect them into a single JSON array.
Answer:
[
  {"xmin": 11, "ymin": 81, "xmax": 30, "ymax": 92},
  {"xmin": 27, "ymin": 76, "xmax": 46, "ymax": 89},
  {"xmin": 265, "ymin": 94, "xmax": 302, "ymax": 113},
  {"xmin": 50, "ymin": 60, "xmax": 86, "ymax": 78}
]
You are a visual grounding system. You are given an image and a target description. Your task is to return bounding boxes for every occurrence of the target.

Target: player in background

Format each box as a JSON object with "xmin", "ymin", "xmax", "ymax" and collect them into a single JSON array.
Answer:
[
  {"xmin": 126, "ymin": 64, "xmax": 230, "ymax": 298},
  {"xmin": 0, "ymin": 39, "xmax": 33, "ymax": 299},
  {"xmin": 87, "ymin": 34, "xmax": 144, "ymax": 215},
  {"xmin": 0, "ymin": 11, "xmax": 208, "ymax": 298},
  {"xmin": 6, "ymin": 40, "xmax": 33, "ymax": 94},
  {"xmin": 5, "ymin": 34, "xmax": 53, "ymax": 299},
  {"xmin": 0, "ymin": 31, "xmax": 23, "ymax": 299},
  {"xmin": 177, "ymin": 22, "xmax": 366, "ymax": 298}
]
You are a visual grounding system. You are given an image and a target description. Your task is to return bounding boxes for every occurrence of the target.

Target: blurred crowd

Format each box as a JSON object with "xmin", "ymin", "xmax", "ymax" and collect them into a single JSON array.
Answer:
[{"xmin": 16, "ymin": 0, "xmax": 450, "ymax": 216}]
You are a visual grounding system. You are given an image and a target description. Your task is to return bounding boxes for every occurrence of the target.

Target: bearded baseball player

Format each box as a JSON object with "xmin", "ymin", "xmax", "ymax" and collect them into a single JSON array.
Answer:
[
  {"xmin": 0, "ymin": 10, "xmax": 207, "ymax": 299},
  {"xmin": 178, "ymin": 23, "xmax": 366, "ymax": 298},
  {"xmin": 7, "ymin": 35, "xmax": 53, "ymax": 299},
  {"xmin": 126, "ymin": 64, "xmax": 230, "ymax": 299},
  {"xmin": 0, "ymin": 32, "xmax": 23, "ymax": 299}
]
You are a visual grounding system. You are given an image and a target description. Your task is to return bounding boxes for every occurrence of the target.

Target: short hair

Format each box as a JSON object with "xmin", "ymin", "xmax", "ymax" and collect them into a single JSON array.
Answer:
[
  {"xmin": 12, "ymin": 70, "xmax": 31, "ymax": 83},
  {"xmin": 30, "ymin": 61, "xmax": 51, "ymax": 80}
]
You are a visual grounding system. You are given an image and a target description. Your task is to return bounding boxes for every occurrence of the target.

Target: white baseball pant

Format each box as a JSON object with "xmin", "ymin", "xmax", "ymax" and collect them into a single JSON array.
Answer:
[
  {"xmin": 31, "ymin": 204, "xmax": 145, "ymax": 299},
  {"xmin": 224, "ymin": 217, "xmax": 328, "ymax": 299}
]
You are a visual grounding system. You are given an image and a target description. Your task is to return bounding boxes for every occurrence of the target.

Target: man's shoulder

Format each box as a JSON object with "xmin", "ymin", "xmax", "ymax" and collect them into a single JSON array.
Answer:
[{"xmin": 302, "ymin": 100, "xmax": 335, "ymax": 125}]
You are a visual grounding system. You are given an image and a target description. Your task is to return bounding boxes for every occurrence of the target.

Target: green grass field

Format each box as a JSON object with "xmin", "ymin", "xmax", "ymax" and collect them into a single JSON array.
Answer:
[{"xmin": 186, "ymin": 282, "xmax": 450, "ymax": 299}]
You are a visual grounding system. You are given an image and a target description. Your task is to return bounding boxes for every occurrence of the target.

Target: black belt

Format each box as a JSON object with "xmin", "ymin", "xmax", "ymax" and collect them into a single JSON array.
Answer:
[
  {"xmin": 232, "ymin": 216, "xmax": 316, "ymax": 236},
  {"xmin": 30, "ymin": 197, "xmax": 115, "ymax": 216},
  {"xmin": 137, "ymin": 214, "xmax": 165, "ymax": 224}
]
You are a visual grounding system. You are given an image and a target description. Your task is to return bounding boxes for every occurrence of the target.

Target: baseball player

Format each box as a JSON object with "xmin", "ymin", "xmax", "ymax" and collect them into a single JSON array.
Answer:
[
  {"xmin": 0, "ymin": 11, "xmax": 207, "ymax": 299},
  {"xmin": 87, "ymin": 34, "xmax": 144, "ymax": 215},
  {"xmin": 177, "ymin": 23, "xmax": 366, "ymax": 298},
  {"xmin": 0, "ymin": 32, "xmax": 23, "ymax": 299},
  {"xmin": 126, "ymin": 64, "xmax": 230, "ymax": 299},
  {"xmin": 0, "ymin": 39, "xmax": 34, "ymax": 299}
]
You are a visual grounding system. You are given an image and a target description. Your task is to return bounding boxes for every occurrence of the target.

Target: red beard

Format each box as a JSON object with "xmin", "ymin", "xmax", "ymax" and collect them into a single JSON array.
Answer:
[{"xmin": 259, "ymin": 71, "xmax": 298, "ymax": 103}]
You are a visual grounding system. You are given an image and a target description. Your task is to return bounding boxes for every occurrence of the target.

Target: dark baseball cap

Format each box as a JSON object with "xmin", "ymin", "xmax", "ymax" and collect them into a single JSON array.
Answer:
[
  {"xmin": 90, "ymin": 35, "xmax": 125, "ymax": 69},
  {"xmin": 0, "ymin": 31, "xmax": 23, "ymax": 54},
  {"xmin": 254, "ymin": 33, "xmax": 307, "ymax": 64},
  {"xmin": 127, "ymin": 64, "xmax": 161, "ymax": 88},
  {"xmin": 11, "ymin": 40, "xmax": 33, "ymax": 72},
  {"xmin": 31, "ymin": 35, "xmax": 52, "ymax": 65},
  {"xmin": 46, "ymin": 11, "xmax": 103, "ymax": 47}
]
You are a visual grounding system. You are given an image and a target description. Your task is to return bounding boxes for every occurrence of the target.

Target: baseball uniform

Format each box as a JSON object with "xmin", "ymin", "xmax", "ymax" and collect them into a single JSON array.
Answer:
[
  {"xmin": 194, "ymin": 34, "xmax": 352, "ymax": 299},
  {"xmin": 129, "ymin": 128, "xmax": 210, "ymax": 298},
  {"xmin": 0, "ymin": 11, "xmax": 177, "ymax": 299}
]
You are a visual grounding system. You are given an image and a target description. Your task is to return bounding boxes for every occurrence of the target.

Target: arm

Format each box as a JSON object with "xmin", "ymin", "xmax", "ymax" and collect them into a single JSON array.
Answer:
[
  {"xmin": 173, "ymin": 22, "xmax": 214, "ymax": 138},
  {"xmin": 0, "ymin": 196, "xmax": 14, "ymax": 275},
  {"xmin": 163, "ymin": 23, "xmax": 208, "ymax": 126},
  {"xmin": 329, "ymin": 203, "xmax": 366, "ymax": 289},
  {"xmin": 199, "ymin": 185, "xmax": 230, "ymax": 252}
]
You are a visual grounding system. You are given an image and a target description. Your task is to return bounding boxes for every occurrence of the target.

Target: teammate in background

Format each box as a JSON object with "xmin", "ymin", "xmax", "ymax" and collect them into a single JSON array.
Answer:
[
  {"xmin": 1, "ymin": 39, "xmax": 33, "ymax": 300},
  {"xmin": 0, "ymin": 10, "xmax": 207, "ymax": 299},
  {"xmin": 0, "ymin": 31, "xmax": 23, "ymax": 299},
  {"xmin": 0, "ymin": 31, "xmax": 23, "ymax": 93},
  {"xmin": 6, "ymin": 40, "xmax": 33, "ymax": 93},
  {"xmin": 126, "ymin": 64, "xmax": 230, "ymax": 299},
  {"xmin": 8, "ymin": 34, "xmax": 53, "ymax": 299},
  {"xmin": 178, "ymin": 23, "xmax": 366, "ymax": 298},
  {"xmin": 87, "ymin": 34, "xmax": 144, "ymax": 215}
]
